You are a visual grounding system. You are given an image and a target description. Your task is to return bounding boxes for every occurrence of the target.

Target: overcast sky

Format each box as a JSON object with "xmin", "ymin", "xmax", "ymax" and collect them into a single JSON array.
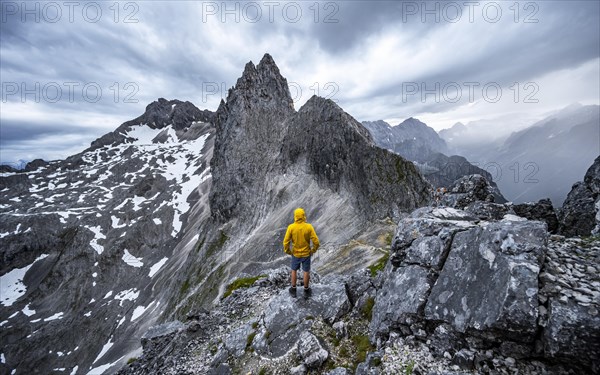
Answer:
[{"xmin": 1, "ymin": 0, "xmax": 599, "ymax": 165}]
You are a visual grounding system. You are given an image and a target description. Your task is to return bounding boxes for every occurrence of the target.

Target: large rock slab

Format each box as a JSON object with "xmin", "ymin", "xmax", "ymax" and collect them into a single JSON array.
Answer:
[
  {"xmin": 424, "ymin": 219, "xmax": 547, "ymax": 340},
  {"xmin": 543, "ymin": 299, "xmax": 600, "ymax": 371},
  {"xmin": 297, "ymin": 331, "xmax": 328, "ymax": 369},
  {"xmin": 390, "ymin": 207, "xmax": 476, "ymax": 263},
  {"xmin": 369, "ymin": 265, "xmax": 431, "ymax": 340},
  {"xmin": 255, "ymin": 281, "xmax": 351, "ymax": 356}
]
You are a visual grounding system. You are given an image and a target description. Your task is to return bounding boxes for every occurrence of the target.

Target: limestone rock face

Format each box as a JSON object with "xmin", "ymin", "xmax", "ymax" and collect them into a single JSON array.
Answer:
[
  {"xmin": 209, "ymin": 54, "xmax": 430, "ymax": 224},
  {"xmin": 424, "ymin": 220, "xmax": 547, "ymax": 338},
  {"xmin": 282, "ymin": 96, "xmax": 431, "ymax": 220},
  {"xmin": 560, "ymin": 155, "xmax": 600, "ymax": 236},
  {"xmin": 209, "ymin": 53, "xmax": 295, "ymax": 222},
  {"xmin": 367, "ymin": 206, "xmax": 599, "ymax": 373},
  {"xmin": 371, "ymin": 207, "xmax": 549, "ymax": 344}
]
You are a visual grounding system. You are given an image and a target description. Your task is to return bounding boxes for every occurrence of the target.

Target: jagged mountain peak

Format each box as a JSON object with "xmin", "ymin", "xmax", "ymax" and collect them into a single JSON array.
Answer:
[
  {"xmin": 398, "ymin": 116, "xmax": 428, "ymax": 128},
  {"xmin": 224, "ymin": 53, "xmax": 294, "ymax": 115},
  {"xmin": 452, "ymin": 121, "xmax": 466, "ymax": 129},
  {"xmin": 135, "ymin": 98, "xmax": 213, "ymax": 130},
  {"xmin": 88, "ymin": 98, "xmax": 213, "ymax": 150},
  {"xmin": 298, "ymin": 95, "xmax": 374, "ymax": 144},
  {"xmin": 211, "ymin": 54, "xmax": 296, "ymax": 221}
]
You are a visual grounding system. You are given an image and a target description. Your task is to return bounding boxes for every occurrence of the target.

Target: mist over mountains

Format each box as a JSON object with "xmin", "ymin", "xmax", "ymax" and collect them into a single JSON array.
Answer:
[{"xmin": 440, "ymin": 104, "xmax": 600, "ymax": 205}]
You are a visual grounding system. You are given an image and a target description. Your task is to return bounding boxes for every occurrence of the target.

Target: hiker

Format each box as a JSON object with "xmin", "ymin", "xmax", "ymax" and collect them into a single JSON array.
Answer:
[{"xmin": 283, "ymin": 207, "xmax": 320, "ymax": 297}]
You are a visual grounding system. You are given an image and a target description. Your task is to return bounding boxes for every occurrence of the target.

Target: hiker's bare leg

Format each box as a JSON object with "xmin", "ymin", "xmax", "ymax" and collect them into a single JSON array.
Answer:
[
  {"xmin": 291, "ymin": 270, "xmax": 297, "ymax": 287},
  {"xmin": 304, "ymin": 271, "xmax": 310, "ymax": 288}
]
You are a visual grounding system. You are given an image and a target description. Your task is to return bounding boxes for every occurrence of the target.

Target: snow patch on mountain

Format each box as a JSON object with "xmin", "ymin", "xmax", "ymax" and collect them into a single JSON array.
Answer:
[{"xmin": 0, "ymin": 254, "xmax": 49, "ymax": 307}]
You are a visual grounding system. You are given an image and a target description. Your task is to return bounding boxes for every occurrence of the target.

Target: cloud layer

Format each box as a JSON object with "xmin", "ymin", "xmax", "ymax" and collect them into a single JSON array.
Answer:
[{"xmin": 1, "ymin": 0, "xmax": 599, "ymax": 163}]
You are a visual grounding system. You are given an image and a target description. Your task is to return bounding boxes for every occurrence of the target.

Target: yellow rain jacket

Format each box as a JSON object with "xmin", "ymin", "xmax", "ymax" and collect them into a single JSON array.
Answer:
[{"xmin": 283, "ymin": 208, "xmax": 320, "ymax": 258}]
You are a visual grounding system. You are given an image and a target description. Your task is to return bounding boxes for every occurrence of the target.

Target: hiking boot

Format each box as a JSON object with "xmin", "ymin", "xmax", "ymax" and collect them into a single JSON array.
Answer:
[
  {"xmin": 289, "ymin": 286, "xmax": 297, "ymax": 297},
  {"xmin": 303, "ymin": 287, "xmax": 312, "ymax": 298}
]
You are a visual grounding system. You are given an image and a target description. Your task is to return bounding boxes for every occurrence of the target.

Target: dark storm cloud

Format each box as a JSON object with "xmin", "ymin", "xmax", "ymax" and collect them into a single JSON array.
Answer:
[
  {"xmin": 333, "ymin": 0, "xmax": 600, "ymax": 118},
  {"xmin": 0, "ymin": 118, "xmax": 106, "ymax": 144},
  {"xmin": 307, "ymin": 1, "xmax": 445, "ymax": 53}
]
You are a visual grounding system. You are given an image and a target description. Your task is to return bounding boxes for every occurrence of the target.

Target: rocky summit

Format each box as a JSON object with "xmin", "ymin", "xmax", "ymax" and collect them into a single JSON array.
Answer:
[{"xmin": 1, "ymin": 54, "xmax": 599, "ymax": 375}]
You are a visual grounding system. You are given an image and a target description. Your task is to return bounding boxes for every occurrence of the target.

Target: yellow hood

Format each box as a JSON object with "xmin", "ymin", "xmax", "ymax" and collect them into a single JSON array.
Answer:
[
  {"xmin": 283, "ymin": 207, "xmax": 320, "ymax": 257},
  {"xmin": 294, "ymin": 208, "xmax": 306, "ymax": 223}
]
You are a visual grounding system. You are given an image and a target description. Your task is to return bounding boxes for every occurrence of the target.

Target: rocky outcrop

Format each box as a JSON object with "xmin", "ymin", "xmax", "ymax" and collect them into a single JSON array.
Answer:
[
  {"xmin": 118, "ymin": 268, "xmax": 356, "ymax": 374},
  {"xmin": 441, "ymin": 174, "xmax": 505, "ymax": 208},
  {"xmin": 366, "ymin": 206, "xmax": 599, "ymax": 373},
  {"xmin": 254, "ymin": 273, "xmax": 351, "ymax": 357},
  {"xmin": 90, "ymin": 98, "xmax": 213, "ymax": 150},
  {"xmin": 560, "ymin": 155, "xmax": 600, "ymax": 236},
  {"xmin": 513, "ymin": 198, "xmax": 559, "ymax": 233},
  {"xmin": 425, "ymin": 220, "xmax": 546, "ymax": 339},
  {"xmin": 370, "ymin": 207, "xmax": 547, "ymax": 345},
  {"xmin": 283, "ymin": 96, "xmax": 430, "ymax": 220},
  {"xmin": 210, "ymin": 53, "xmax": 295, "ymax": 221}
]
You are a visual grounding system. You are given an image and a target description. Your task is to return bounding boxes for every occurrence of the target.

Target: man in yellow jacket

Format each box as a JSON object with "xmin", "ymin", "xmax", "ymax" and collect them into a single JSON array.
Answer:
[{"xmin": 283, "ymin": 207, "xmax": 320, "ymax": 297}]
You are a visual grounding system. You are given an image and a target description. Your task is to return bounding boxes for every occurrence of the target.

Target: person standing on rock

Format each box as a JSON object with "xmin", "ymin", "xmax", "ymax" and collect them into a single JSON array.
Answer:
[{"xmin": 283, "ymin": 207, "xmax": 320, "ymax": 297}]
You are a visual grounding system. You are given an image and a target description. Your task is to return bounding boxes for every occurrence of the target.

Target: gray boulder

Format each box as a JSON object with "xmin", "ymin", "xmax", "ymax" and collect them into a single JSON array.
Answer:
[
  {"xmin": 442, "ymin": 174, "xmax": 502, "ymax": 208},
  {"xmin": 257, "ymin": 282, "xmax": 350, "ymax": 356},
  {"xmin": 425, "ymin": 219, "xmax": 547, "ymax": 340},
  {"xmin": 297, "ymin": 331, "xmax": 328, "ymax": 369},
  {"xmin": 512, "ymin": 198, "xmax": 559, "ymax": 233},
  {"xmin": 465, "ymin": 201, "xmax": 511, "ymax": 221},
  {"xmin": 369, "ymin": 265, "xmax": 431, "ymax": 340},
  {"xmin": 543, "ymin": 299, "xmax": 600, "ymax": 372}
]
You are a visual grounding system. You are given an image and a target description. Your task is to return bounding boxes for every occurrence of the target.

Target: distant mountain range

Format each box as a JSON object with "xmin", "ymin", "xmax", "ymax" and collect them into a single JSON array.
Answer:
[
  {"xmin": 362, "ymin": 118, "xmax": 506, "ymax": 202},
  {"xmin": 362, "ymin": 118, "xmax": 448, "ymax": 163},
  {"xmin": 440, "ymin": 104, "xmax": 600, "ymax": 205}
]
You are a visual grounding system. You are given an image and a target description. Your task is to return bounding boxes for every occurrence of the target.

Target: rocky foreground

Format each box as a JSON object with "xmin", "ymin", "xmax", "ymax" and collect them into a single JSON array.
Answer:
[{"xmin": 117, "ymin": 202, "xmax": 600, "ymax": 375}]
